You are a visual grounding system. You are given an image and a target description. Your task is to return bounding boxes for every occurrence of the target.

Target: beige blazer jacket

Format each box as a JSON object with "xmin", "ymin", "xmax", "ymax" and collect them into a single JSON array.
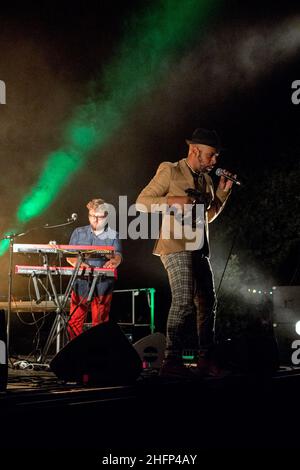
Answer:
[{"xmin": 136, "ymin": 158, "xmax": 230, "ymax": 255}]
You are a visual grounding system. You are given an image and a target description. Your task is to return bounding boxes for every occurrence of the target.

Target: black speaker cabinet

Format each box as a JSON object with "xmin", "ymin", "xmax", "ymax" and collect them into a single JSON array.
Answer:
[{"xmin": 50, "ymin": 321, "xmax": 142, "ymax": 384}]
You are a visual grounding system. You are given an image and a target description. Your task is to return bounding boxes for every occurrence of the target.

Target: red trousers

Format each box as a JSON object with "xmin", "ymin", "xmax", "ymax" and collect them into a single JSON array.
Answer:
[{"xmin": 67, "ymin": 291, "xmax": 112, "ymax": 339}]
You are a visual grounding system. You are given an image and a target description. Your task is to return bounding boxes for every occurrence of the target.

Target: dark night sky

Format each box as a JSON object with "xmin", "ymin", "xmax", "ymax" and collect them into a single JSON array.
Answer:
[{"xmin": 0, "ymin": 0, "xmax": 300, "ymax": 336}]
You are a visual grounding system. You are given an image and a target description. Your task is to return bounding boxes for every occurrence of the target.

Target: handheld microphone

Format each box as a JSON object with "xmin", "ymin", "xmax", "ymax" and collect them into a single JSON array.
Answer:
[
  {"xmin": 215, "ymin": 168, "xmax": 242, "ymax": 186},
  {"xmin": 67, "ymin": 213, "xmax": 78, "ymax": 222}
]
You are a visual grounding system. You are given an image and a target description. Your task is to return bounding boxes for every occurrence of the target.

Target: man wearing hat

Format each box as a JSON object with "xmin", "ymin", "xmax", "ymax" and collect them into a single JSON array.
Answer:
[{"xmin": 136, "ymin": 128, "xmax": 234, "ymax": 377}]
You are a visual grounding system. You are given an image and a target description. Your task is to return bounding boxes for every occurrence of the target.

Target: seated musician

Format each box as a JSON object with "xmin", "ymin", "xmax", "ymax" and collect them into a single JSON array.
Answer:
[{"xmin": 66, "ymin": 198, "xmax": 122, "ymax": 339}]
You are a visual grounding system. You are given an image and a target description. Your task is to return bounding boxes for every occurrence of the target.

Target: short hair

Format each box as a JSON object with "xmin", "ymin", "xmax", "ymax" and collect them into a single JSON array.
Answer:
[{"xmin": 86, "ymin": 198, "xmax": 107, "ymax": 212}]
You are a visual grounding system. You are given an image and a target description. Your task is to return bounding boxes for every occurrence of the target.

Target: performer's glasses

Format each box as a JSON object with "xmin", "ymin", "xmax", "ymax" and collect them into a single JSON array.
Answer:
[{"xmin": 89, "ymin": 213, "xmax": 107, "ymax": 220}]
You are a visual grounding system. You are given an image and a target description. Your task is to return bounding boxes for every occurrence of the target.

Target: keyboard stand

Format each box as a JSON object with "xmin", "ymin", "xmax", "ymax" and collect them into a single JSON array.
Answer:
[
  {"xmin": 64, "ymin": 270, "xmax": 104, "ymax": 336},
  {"xmin": 37, "ymin": 254, "xmax": 84, "ymax": 364}
]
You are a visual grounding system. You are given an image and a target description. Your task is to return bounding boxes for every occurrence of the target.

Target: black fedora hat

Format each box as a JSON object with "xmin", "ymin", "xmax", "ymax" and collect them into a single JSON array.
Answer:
[{"xmin": 186, "ymin": 128, "xmax": 222, "ymax": 152}]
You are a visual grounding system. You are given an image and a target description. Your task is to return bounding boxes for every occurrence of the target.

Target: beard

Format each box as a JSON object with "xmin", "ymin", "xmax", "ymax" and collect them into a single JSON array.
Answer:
[{"xmin": 94, "ymin": 217, "xmax": 108, "ymax": 232}]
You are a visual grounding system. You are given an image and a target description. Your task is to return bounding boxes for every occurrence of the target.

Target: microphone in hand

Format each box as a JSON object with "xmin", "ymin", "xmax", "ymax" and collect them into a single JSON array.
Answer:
[{"xmin": 215, "ymin": 168, "xmax": 242, "ymax": 186}]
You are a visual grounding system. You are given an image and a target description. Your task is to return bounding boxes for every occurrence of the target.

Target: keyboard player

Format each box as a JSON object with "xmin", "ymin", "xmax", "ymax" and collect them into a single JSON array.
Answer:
[{"xmin": 66, "ymin": 198, "xmax": 122, "ymax": 339}]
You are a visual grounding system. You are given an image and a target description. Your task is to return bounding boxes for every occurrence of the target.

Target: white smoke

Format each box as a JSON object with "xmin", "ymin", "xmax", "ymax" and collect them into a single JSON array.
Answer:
[{"xmin": 143, "ymin": 16, "xmax": 300, "ymax": 123}]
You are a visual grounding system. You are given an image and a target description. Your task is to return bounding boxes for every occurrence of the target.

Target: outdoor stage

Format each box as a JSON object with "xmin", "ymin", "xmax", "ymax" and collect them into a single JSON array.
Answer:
[
  {"xmin": 2, "ymin": 365, "xmax": 300, "ymax": 450},
  {"xmin": 1, "ymin": 0, "xmax": 300, "ymax": 455}
]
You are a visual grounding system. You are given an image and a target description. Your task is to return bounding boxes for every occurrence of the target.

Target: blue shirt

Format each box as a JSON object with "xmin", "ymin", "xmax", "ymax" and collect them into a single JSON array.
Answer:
[
  {"xmin": 69, "ymin": 225, "xmax": 122, "ymax": 268},
  {"xmin": 69, "ymin": 225, "xmax": 122, "ymax": 296}
]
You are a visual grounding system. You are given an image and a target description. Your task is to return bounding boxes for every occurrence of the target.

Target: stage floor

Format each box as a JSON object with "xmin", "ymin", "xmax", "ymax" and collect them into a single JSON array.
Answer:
[{"xmin": 1, "ymin": 365, "xmax": 300, "ymax": 450}]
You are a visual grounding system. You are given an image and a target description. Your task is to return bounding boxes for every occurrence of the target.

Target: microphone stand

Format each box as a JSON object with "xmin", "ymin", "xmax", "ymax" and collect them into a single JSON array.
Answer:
[
  {"xmin": 43, "ymin": 219, "xmax": 76, "ymax": 229},
  {"xmin": 1, "ymin": 231, "xmax": 28, "ymax": 357},
  {"xmin": 1, "ymin": 217, "xmax": 77, "ymax": 362}
]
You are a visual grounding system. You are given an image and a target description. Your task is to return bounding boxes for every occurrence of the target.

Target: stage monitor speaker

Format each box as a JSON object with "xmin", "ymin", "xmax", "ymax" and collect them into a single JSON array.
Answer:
[
  {"xmin": 273, "ymin": 323, "xmax": 299, "ymax": 365},
  {"xmin": 133, "ymin": 333, "xmax": 166, "ymax": 369},
  {"xmin": 50, "ymin": 321, "xmax": 142, "ymax": 385}
]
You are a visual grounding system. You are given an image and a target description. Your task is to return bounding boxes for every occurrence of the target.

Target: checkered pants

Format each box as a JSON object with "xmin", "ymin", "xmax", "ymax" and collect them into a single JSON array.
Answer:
[{"xmin": 161, "ymin": 251, "xmax": 217, "ymax": 361}]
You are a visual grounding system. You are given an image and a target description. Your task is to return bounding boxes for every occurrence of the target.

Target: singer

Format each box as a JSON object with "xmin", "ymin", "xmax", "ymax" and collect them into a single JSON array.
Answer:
[
  {"xmin": 66, "ymin": 198, "xmax": 122, "ymax": 339},
  {"xmin": 136, "ymin": 128, "xmax": 234, "ymax": 378}
]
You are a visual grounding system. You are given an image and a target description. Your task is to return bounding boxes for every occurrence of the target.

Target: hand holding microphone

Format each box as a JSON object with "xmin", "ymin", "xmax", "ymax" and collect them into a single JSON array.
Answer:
[{"xmin": 215, "ymin": 168, "xmax": 242, "ymax": 190}]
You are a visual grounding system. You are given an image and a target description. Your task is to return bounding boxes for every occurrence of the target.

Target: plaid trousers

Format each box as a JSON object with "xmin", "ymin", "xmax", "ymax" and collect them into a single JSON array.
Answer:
[{"xmin": 161, "ymin": 251, "xmax": 217, "ymax": 360}]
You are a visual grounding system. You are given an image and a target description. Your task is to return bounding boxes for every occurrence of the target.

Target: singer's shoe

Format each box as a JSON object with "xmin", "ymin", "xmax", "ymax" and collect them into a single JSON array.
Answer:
[
  {"xmin": 159, "ymin": 359, "xmax": 196, "ymax": 379},
  {"xmin": 194, "ymin": 357, "xmax": 210, "ymax": 377},
  {"xmin": 195, "ymin": 355, "xmax": 232, "ymax": 378}
]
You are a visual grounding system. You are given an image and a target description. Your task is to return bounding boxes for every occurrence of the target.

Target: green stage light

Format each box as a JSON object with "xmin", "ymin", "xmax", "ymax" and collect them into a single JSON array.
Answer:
[
  {"xmin": 7, "ymin": 0, "xmax": 218, "ymax": 249},
  {"xmin": 17, "ymin": 150, "xmax": 83, "ymax": 222},
  {"xmin": 0, "ymin": 239, "xmax": 10, "ymax": 256}
]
